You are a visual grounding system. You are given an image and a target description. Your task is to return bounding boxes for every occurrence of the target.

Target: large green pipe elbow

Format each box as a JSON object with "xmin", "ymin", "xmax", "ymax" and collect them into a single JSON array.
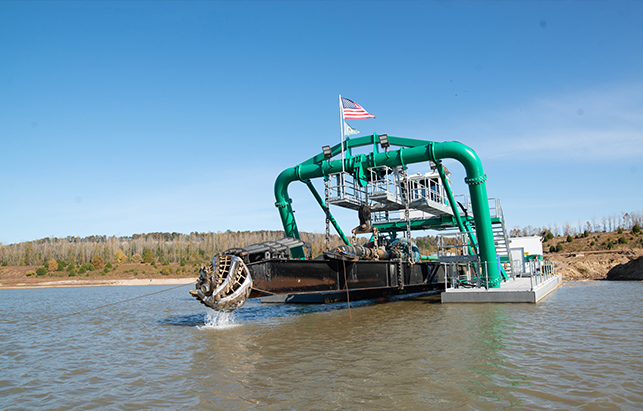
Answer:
[
  {"xmin": 430, "ymin": 142, "xmax": 499, "ymax": 287},
  {"xmin": 274, "ymin": 138, "xmax": 500, "ymax": 287},
  {"xmin": 274, "ymin": 168, "xmax": 305, "ymax": 258},
  {"xmin": 431, "ymin": 142, "xmax": 484, "ymax": 178}
]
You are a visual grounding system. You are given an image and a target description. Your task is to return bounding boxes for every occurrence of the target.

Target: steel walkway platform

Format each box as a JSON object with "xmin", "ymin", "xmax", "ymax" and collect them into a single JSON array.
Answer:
[{"xmin": 441, "ymin": 275, "xmax": 562, "ymax": 303}]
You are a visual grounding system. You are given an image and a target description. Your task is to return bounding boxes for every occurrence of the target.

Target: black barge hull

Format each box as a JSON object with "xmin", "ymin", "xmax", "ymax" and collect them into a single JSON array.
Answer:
[
  {"xmin": 191, "ymin": 238, "xmax": 446, "ymax": 311},
  {"xmin": 250, "ymin": 259, "xmax": 445, "ymax": 303}
]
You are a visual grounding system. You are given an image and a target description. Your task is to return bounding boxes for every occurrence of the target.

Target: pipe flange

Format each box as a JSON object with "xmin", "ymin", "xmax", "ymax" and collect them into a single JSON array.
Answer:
[
  {"xmin": 486, "ymin": 278, "xmax": 503, "ymax": 289},
  {"xmin": 275, "ymin": 199, "xmax": 292, "ymax": 209},
  {"xmin": 464, "ymin": 174, "xmax": 487, "ymax": 185}
]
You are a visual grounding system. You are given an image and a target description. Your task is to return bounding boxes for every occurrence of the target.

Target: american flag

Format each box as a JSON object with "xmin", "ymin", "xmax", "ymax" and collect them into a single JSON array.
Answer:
[{"xmin": 341, "ymin": 97, "xmax": 375, "ymax": 119}]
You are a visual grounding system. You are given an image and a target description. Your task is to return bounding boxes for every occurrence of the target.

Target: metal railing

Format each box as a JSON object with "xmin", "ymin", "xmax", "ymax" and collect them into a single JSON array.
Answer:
[
  {"xmin": 437, "ymin": 232, "xmax": 474, "ymax": 258},
  {"xmin": 407, "ymin": 173, "xmax": 448, "ymax": 206},
  {"xmin": 444, "ymin": 259, "xmax": 558, "ymax": 291},
  {"xmin": 452, "ymin": 195, "xmax": 503, "ymax": 220},
  {"xmin": 444, "ymin": 260, "xmax": 493, "ymax": 290},
  {"xmin": 367, "ymin": 166, "xmax": 401, "ymax": 200},
  {"xmin": 327, "ymin": 172, "xmax": 367, "ymax": 206},
  {"xmin": 528, "ymin": 261, "xmax": 558, "ymax": 289}
]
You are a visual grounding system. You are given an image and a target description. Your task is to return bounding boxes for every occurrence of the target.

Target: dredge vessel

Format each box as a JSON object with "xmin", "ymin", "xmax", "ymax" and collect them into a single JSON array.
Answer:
[{"xmin": 190, "ymin": 134, "xmax": 536, "ymax": 311}]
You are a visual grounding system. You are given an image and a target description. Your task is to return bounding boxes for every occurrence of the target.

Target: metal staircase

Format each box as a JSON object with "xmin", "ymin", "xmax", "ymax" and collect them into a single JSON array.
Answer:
[
  {"xmin": 489, "ymin": 199, "xmax": 514, "ymax": 278},
  {"xmin": 451, "ymin": 196, "xmax": 514, "ymax": 278}
]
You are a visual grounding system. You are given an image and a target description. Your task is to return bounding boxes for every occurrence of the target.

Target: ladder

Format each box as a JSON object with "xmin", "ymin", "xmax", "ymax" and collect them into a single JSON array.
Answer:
[{"xmin": 490, "ymin": 199, "xmax": 513, "ymax": 278}]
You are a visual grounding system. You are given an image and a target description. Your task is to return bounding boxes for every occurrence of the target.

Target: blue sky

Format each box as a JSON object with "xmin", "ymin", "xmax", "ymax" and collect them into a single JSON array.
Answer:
[{"xmin": 1, "ymin": 1, "xmax": 642, "ymax": 245}]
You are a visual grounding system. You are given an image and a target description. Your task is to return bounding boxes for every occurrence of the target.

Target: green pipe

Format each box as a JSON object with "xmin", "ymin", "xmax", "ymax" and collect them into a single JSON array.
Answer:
[
  {"xmin": 303, "ymin": 179, "xmax": 351, "ymax": 246},
  {"xmin": 300, "ymin": 135, "xmax": 432, "ymax": 166},
  {"xmin": 421, "ymin": 255, "xmax": 439, "ymax": 261},
  {"xmin": 430, "ymin": 142, "xmax": 499, "ymax": 287},
  {"xmin": 274, "ymin": 137, "xmax": 500, "ymax": 287},
  {"xmin": 435, "ymin": 161, "xmax": 478, "ymax": 255}
]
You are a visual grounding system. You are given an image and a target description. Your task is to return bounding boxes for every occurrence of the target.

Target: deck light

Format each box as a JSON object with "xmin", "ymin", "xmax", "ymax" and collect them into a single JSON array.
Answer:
[
  {"xmin": 379, "ymin": 134, "xmax": 390, "ymax": 149},
  {"xmin": 322, "ymin": 145, "xmax": 332, "ymax": 160}
]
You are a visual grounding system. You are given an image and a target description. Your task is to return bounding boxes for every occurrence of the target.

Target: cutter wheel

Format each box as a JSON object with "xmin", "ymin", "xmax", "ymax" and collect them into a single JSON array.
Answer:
[{"xmin": 190, "ymin": 254, "xmax": 253, "ymax": 312}]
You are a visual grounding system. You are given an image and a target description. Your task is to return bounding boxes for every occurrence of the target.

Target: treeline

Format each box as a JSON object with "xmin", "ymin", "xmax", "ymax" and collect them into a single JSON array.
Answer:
[
  {"xmin": 0, "ymin": 230, "xmax": 439, "ymax": 267},
  {"xmin": 510, "ymin": 210, "xmax": 643, "ymax": 238}
]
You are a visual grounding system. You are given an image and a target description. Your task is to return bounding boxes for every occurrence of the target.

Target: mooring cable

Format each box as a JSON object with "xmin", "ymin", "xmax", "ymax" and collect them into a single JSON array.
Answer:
[
  {"xmin": 342, "ymin": 257, "xmax": 352, "ymax": 319},
  {"xmin": 35, "ymin": 282, "xmax": 193, "ymax": 324}
]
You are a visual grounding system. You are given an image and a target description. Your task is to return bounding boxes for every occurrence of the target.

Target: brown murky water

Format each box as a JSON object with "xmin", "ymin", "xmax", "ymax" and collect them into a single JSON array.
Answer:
[{"xmin": 1, "ymin": 281, "xmax": 642, "ymax": 410}]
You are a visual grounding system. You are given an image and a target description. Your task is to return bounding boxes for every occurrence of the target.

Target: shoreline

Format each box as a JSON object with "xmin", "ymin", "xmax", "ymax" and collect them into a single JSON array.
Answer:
[{"xmin": 0, "ymin": 277, "xmax": 196, "ymax": 290}]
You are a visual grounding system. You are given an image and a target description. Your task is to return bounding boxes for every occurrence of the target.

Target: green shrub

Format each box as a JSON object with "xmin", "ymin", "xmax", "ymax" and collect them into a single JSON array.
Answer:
[
  {"xmin": 56, "ymin": 259, "xmax": 67, "ymax": 270},
  {"xmin": 36, "ymin": 267, "xmax": 47, "ymax": 276},
  {"xmin": 142, "ymin": 249, "xmax": 154, "ymax": 264},
  {"xmin": 1, "ymin": 261, "xmax": 8, "ymax": 267},
  {"xmin": 103, "ymin": 267, "xmax": 110, "ymax": 274},
  {"xmin": 618, "ymin": 236, "xmax": 628, "ymax": 244},
  {"xmin": 607, "ymin": 240, "xmax": 614, "ymax": 250},
  {"xmin": 633, "ymin": 224, "xmax": 641, "ymax": 234},
  {"xmin": 26, "ymin": 270, "xmax": 35, "ymax": 276},
  {"xmin": 67, "ymin": 263, "xmax": 76, "ymax": 272},
  {"xmin": 68, "ymin": 270, "xmax": 76, "ymax": 277},
  {"xmin": 163, "ymin": 259, "xmax": 170, "ymax": 266},
  {"xmin": 545, "ymin": 232, "xmax": 554, "ymax": 241},
  {"xmin": 549, "ymin": 245, "xmax": 556, "ymax": 253},
  {"xmin": 618, "ymin": 227, "xmax": 624, "ymax": 234},
  {"xmin": 583, "ymin": 230, "xmax": 589, "ymax": 238},
  {"xmin": 180, "ymin": 257, "xmax": 186, "ymax": 267},
  {"xmin": 566, "ymin": 235, "xmax": 573, "ymax": 243},
  {"xmin": 590, "ymin": 241, "xmax": 595, "ymax": 246},
  {"xmin": 105, "ymin": 262, "xmax": 113, "ymax": 269},
  {"xmin": 81, "ymin": 263, "xmax": 94, "ymax": 272},
  {"xmin": 78, "ymin": 267, "xmax": 87, "ymax": 274},
  {"xmin": 555, "ymin": 243, "xmax": 563, "ymax": 252}
]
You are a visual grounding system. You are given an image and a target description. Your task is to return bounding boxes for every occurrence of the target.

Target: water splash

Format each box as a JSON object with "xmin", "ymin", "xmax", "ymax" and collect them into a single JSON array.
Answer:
[{"xmin": 197, "ymin": 309, "xmax": 239, "ymax": 330}]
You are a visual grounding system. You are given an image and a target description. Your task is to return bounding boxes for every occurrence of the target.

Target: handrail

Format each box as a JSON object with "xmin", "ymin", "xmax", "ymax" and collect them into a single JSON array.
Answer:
[{"xmin": 444, "ymin": 260, "xmax": 557, "ymax": 291}]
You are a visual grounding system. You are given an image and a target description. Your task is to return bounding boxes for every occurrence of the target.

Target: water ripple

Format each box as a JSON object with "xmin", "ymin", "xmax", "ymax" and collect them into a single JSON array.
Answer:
[{"xmin": 1, "ymin": 282, "xmax": 642, "ymax": 410}]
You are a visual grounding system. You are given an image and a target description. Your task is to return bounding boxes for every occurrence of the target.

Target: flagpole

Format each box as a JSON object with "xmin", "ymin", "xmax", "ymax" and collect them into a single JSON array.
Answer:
[{"xmin": 339, "ymin": 94, "xmax": 345, "ymax": 174}]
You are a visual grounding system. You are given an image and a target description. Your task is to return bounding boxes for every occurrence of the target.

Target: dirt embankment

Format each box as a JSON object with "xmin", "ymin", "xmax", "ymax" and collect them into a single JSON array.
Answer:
[
  {"xmin": 605, "ymin": 254, "xmax": 643, "ymax": 280},
  {"xmin": 0, "ymin": 263, "xmax": 197, "ymax": 289},
  {"xmin": 545, "ymin": 249, "xmax": 643, "ymax": 281}
]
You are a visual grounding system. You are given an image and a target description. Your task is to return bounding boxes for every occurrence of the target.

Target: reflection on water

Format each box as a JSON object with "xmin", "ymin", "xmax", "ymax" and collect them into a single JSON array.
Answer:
[{"xmin": 1, "ymin": 282, "xmax": 642, "ymax": 410}]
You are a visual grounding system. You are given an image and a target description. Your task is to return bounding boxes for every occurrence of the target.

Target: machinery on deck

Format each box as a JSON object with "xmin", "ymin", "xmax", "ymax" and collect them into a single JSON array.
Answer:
[{"xmin": 191, "ymin": 134, "xmax": 515, "ymax": 312}]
